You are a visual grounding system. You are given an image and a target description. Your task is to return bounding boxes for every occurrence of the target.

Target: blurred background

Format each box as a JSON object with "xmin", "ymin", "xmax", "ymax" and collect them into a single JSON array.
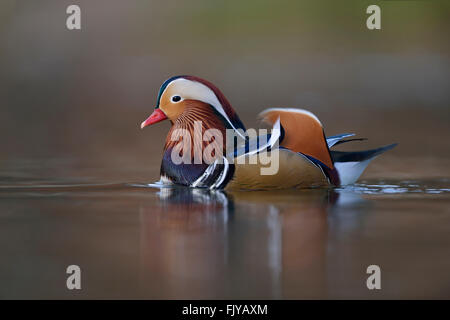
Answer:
[
  {"xmin": 1, "ymin": 0, "xmax": 450, "ymax": 300},
  {"xmin": 0, "ymin": 0, "xmax": 449, "ymax": 183}
]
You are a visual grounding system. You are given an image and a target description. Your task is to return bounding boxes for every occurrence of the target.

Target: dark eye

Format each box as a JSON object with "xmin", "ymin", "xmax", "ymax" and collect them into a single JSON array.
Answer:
[{"xmin": 172, "ymin": 95, "xmax": 181, "ymax": 102}]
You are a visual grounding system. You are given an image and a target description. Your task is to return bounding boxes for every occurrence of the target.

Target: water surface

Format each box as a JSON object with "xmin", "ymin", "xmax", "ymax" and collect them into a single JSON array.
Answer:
[{"xmin": 1, "ymin": 162, "xmax": 449, "ymax": 299}]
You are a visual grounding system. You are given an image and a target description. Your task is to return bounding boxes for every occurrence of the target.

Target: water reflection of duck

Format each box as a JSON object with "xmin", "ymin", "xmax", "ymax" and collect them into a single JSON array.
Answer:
[
  {"xmin": 148, "ymin": 187, "xmax": 232, "ymax": 231},
  {"xmin": 140, "ymin": 75, "xmax": 397, "ymax": 190},
  {"xmin": 150, "ymin": 184, "xmax": 362, "ymax": 223},
  {"xmin": 138, "ymin": 186, "xmax": 363, "ymax": 298}
]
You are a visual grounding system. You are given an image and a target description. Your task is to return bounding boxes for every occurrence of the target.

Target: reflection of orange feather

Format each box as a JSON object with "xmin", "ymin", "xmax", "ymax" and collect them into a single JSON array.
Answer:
[{"xmin": 260, "ymin": 109, "xmax": 333, "ymax": 169}]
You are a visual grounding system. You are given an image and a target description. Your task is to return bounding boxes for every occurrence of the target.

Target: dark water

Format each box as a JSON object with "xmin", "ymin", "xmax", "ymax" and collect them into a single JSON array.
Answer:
[{"xmin": 1, "ymin": 163, "xmax": 449, "ymax": 299}]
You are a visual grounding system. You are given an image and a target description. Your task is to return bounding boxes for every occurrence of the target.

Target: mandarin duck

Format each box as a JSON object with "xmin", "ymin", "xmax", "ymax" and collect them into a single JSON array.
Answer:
[{"xmin": 141, "ymin": 75, "xmax": 396, "ymax": 190}]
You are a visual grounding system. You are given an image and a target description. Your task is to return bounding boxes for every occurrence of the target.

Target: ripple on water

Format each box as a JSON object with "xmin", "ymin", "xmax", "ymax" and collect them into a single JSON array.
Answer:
[
  {"xmin": 337, "ymin": 179, "xmax": 450, "ymax": 195},
  {"xmin": 0, "ymin": 178, "xmax": 449, "ymax": 197}
]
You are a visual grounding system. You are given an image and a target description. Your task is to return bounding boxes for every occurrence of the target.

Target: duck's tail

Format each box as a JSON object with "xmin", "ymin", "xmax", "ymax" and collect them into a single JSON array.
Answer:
[{"xmin": 330, "ymin": 143, "xmax": 398, "ymax": 185}]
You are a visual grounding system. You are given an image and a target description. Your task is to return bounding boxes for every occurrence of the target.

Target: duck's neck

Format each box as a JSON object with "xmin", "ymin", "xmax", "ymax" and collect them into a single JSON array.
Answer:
[
  {"xmin": 163, "ymin": 102, "xmax": 228, "ymax": 156},
  {"xmin": 160, "ymin": 103, "xmax": 230, "ymax": 185}
]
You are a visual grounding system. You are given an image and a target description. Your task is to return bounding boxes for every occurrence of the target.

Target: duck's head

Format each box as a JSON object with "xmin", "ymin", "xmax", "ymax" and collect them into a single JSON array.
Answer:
[{"xmin": 140, "ymin": 75, "xmax": 246, "ymax": 131}]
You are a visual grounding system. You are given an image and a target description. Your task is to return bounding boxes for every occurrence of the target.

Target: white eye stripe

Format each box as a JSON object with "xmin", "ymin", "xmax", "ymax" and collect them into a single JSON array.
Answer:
[{"xmin": 164, "ymin": 78, "xmax": 246, "ymax": 139}]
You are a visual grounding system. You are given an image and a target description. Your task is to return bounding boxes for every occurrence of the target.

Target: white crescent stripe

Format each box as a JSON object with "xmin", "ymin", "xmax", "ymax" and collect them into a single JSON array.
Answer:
[{"xmin": 165, "ymin": 78, "xmax": 246, "ymax": 139}]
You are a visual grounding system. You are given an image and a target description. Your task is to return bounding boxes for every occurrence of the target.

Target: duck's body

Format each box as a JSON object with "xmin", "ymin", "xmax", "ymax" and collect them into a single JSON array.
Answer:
[
  {"xmin": 141, "ymin": 75, "xmax": 396, "ymax": 190},
  {"xmin": 226, "ymin": 148, "xmax": 330, "ymax": 190}
]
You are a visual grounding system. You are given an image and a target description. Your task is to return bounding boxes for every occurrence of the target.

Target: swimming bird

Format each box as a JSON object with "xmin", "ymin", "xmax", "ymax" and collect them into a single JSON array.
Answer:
[{"xmin": 141, "ymin": 75, "xmax": 396, "ymax": 190}]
